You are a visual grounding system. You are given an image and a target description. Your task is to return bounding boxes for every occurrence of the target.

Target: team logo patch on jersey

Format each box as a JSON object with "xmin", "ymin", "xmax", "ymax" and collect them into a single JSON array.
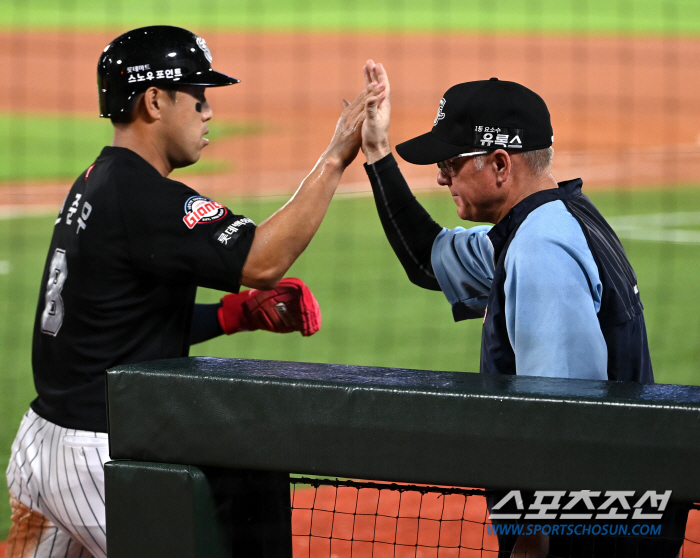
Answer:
[{"xmin": 183, "ymin": 196, "xmax": 227, "ymax": 229}]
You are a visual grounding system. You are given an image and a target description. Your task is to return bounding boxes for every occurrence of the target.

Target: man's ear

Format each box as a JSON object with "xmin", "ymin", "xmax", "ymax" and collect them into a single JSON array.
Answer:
[
  {"xmin": 140, "ymin": 87, "xmax": 170, "ymax": 121},
  {"xmin": 492, "ymin": 149, "xmax": 512, "ymax": 186}
]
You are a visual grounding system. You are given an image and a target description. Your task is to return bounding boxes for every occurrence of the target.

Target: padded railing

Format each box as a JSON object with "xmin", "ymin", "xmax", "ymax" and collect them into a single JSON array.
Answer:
[{"xmin": 104, "ymin": 357, "xmax": 700, "ymax": 557}]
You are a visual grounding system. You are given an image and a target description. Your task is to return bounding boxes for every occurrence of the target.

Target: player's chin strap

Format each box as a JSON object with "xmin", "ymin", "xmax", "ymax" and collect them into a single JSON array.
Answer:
[{"xmin": 218, "ymin": 277, "xmax": 321, "ymax": 336}]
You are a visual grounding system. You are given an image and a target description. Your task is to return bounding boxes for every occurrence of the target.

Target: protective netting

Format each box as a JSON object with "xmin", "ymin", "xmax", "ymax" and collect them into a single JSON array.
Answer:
[{"xmin": 290, "ymin": 478, "xmax": 700, "ymax": 558}]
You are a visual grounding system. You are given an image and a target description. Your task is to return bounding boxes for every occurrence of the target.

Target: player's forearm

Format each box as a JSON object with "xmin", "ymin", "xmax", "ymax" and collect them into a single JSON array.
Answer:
[
  {"xmin": 239, "ymin": 80, "xmax": 373, "ymax": 290},
  {"xmin": 239, "ymin": 155, "xmax": 345, "ymax": 290},
  {"xmin": 189, "ymin": 303, "xmax": 224, "ymax": 345}
]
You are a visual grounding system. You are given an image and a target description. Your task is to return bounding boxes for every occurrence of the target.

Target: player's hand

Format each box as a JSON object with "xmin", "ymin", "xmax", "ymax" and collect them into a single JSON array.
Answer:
[
  {"xmin": 218, "ymin": 278, "xmax": 321, "ymax": 336},
  {"xmin": 361, "ymin": 60, "xmax": 391, "ymax": 164},
  {"xmin": 326, "ymin": 77, "xmax": 385, "ymax": 169}
]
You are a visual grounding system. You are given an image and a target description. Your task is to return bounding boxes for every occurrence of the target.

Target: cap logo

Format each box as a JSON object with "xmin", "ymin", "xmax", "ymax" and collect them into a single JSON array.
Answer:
[
  {"xmin": 474, "ymin": 126, "xmax": 524, "ymax": 149},
  {"xmin": 434, "ymin": 98, "xmax": 446, "ymax": 127},
  {"xmin": 196, "ymin": 36, "xmax": 212, "ymax": 63}
]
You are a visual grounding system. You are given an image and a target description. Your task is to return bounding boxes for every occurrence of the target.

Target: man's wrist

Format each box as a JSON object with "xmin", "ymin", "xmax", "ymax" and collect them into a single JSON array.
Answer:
[
  {"xmin": 363, "ymin": 151, "xmax": 396, "ymax": 174},
  {"xmin": 363, "ymin": 142, "xmax": 391, "ymax": 165},
  {"xmin": 320, "ymin": 154, "xmax": 348, "ymax": 174}
]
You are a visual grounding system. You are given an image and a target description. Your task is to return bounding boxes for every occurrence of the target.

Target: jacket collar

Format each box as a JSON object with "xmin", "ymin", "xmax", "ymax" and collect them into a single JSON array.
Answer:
[{"xmin": 487, "ymin": 178, "xmax": 584, "ymax": 262}]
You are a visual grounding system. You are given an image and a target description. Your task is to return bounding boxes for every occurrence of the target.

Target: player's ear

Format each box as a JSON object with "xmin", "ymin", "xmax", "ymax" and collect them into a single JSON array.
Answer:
[{"xmin": 140, "ymin": 87, "xmax": 169, "ymax": 121}]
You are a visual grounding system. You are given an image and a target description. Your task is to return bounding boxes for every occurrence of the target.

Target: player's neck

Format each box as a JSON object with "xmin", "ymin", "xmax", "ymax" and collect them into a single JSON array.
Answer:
[
  {"xmin": 111, "ymin": 124, "xmax": 173, "ymax": 177},
  {"xmin": 495, "ymin": 172, "xmax": 558, "ymax": 223}
]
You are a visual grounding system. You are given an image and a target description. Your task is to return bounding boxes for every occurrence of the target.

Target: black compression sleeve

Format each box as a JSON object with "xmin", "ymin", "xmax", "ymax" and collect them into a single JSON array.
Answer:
[
  {"xmin": 189, "ymin": 303, "xmax": 224, "ymax": 345},
  {"xmin": 364, "ymin": 153, "xmax": 443, "ymax": 291}
]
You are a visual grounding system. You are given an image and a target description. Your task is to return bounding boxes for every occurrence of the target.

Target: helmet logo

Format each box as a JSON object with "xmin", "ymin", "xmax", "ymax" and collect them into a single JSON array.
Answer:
[
  {"xmin": 196, "ymin": 37, "xmax": 212, "ymax": 63},
  {"xmin": 434, "ymin": 98, "xmax": 446, "ymax": 127}
]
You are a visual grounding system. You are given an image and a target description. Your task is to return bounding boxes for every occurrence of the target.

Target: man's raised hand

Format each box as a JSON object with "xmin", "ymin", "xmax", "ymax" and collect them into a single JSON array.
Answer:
[{"xmin": 362, "ymin": 60, "xmax": 392, "ymax": 164}]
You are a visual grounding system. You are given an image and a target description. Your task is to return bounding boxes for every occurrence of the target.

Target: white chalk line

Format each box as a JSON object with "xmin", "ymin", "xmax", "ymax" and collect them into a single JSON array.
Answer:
[
  {"xmin": 1, "ymin": 202, "xmax": 700, "ymax": 245},
  {"xmin": 607, "ymin": 212, "xmax": 700, "ymax": 245}
]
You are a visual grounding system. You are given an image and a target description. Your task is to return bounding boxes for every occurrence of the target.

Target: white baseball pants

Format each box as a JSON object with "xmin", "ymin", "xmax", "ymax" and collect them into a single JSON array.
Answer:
[{"xmin": 5, "ymin": 409, "xmax": 109, "ymax": 558}]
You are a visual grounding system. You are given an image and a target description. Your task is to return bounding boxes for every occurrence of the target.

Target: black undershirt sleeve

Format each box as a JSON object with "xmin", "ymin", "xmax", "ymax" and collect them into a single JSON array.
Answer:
[
  {"xmin": 364, "ymin": 153, "xmax": 443, "ymax": 291},
  {"xmin": 190, "ymin": 302, "xmax": 224, "ymax": 345}
]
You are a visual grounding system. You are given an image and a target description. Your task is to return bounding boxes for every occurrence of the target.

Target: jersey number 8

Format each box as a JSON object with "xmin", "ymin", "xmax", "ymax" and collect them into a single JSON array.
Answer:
[{"xmin": 41, "ymin": 248, "xmax": 67, "ymax": 336}]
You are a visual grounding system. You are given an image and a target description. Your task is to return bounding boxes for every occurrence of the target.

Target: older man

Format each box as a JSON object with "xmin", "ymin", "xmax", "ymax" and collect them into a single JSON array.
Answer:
[{"xmin": 359, "ymin": 60, "xmax": 684, "ymax": 557}]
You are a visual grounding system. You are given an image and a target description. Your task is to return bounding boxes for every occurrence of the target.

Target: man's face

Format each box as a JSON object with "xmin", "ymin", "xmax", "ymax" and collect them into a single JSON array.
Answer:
[
  {"xmin": 160, "ymin": 85, "xmax": 212, "ymax": 169},
  {"xmin": 437, "ymin": 152, "xmax": 507, "ymax": 223}
]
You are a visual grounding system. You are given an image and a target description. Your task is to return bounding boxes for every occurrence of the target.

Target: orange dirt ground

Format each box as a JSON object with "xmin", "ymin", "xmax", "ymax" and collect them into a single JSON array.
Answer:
[{"xmin": 0, "ymin": 30, "xmax": 699, "ymax": 209}]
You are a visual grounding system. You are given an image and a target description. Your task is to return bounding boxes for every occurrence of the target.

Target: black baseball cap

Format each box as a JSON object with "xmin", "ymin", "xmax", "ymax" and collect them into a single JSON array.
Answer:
[{"xmin": 396, "ymin": 78, "xmax": 553, "ymax": 165}]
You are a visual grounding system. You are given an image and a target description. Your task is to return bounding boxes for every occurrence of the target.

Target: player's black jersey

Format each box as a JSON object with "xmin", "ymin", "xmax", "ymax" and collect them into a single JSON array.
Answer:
[{"xmin": 31, "ymin": 146, "xmax": 256, "ymax": 432}]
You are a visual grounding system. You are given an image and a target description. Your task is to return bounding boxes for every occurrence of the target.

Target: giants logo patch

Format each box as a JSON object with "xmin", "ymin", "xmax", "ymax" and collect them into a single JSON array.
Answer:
[{"xmin": 183, "ymin": 196, "xmax": 227, "ymax": 229}]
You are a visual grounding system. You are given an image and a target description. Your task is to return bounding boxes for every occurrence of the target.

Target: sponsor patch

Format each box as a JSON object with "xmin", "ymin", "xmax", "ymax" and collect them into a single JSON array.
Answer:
[
  {"xmin": 183, "ymin": 196, "xmax": 227, "ymax": 229},
  {"xmin": 126, "ymin": 64, "xmax": 151, "ymax": 73},
  {"xmin": 474, "ymin": 126, "xmax": 524, "ymax": 149},
  {"xmin": 213, "ymin": 217, "xmax": 256, "ymax": 249}
]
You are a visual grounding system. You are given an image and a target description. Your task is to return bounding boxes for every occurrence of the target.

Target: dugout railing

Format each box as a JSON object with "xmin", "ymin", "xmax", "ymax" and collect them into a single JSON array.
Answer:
[{"xmin": 103, "ymin": 357, "xmax": 700, "ymax": 557}]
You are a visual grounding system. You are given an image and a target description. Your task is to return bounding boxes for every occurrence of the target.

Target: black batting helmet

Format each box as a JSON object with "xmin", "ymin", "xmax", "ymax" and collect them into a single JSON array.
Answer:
[{"xmin": 98, "ymin": 25, "xmax": 239, "ymax": 121}]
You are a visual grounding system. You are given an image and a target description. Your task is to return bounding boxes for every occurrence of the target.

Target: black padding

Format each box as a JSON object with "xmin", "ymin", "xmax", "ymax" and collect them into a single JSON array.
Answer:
[
  {"xmin": 105, "ymin": 461, "xmax": 292, "ymax": 558},
  {"xmin": 106, "ymin": 357, "xmax": 700, "ymax": 501},
  {"xmin": 105, "ymin": 461, "xmax": 228, "ymax": 558}
]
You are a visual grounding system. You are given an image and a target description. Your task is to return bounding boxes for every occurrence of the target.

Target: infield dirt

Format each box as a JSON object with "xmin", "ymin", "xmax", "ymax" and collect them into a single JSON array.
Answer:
[{"xmin": 0, "ymin": 30, "xmax": 699, "ymax": 209}]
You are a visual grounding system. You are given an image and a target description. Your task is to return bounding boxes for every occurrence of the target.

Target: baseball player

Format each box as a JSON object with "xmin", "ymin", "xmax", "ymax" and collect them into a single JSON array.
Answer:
[
  {"xmin": 4, "ymin": 26, "xmax": 380, "ymax": 557},
  {"xmin": 359, "ymin": 61, "xmax": 687, "ymax": 557}
]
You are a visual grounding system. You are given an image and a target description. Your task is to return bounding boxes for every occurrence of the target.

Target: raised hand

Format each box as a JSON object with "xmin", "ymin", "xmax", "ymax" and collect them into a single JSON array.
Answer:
[
  {"xmin": 362, "ymin": 59, "xmax": 392, "ymax": 164},
  {"xmin": 325, "ymin": 76, "xmax": 386, "ymax": 169}
]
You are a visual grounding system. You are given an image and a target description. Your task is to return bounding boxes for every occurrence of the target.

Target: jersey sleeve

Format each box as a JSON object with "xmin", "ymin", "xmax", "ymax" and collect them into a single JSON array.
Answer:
[
  {"xmin": 431, "ymin": 225, "xmax": 495, "ymax": 321},
  {"xmin": 504, "ymin": 202, "xmax": 607, "ymax": 380},
  {"xmin": 118, "ymin": 174, "xmax": 255, "ymax": 293},
  {"xmin": 364, "ymin": 154, "xmax": 443, "ymax": 291}
]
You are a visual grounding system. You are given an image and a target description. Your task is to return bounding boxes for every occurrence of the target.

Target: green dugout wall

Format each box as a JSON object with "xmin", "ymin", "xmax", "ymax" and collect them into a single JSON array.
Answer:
[{"xmin": 104, "ymin": 357, "xmax": 700, "ymax": 556}]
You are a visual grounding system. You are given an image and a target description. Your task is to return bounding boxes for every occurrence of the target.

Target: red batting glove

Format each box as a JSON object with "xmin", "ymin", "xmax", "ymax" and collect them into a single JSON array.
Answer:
[{"xmin": 218, "ymin": 278, "xmax": 321, "ymax": 336}]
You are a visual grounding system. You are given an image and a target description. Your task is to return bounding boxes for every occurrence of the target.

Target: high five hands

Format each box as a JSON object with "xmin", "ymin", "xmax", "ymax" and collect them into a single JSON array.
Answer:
[
  {"xmin": 326, "ymin": 67, "xmax": 386, "ymax": 168},
  {"xmin": 325, "ymin": 59, "xmax": 391, "ymax": 169}
]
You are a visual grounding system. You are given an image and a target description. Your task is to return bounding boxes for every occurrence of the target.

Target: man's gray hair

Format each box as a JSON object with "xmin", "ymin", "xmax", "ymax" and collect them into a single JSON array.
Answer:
[{"xmin": 473, "ymin": 147, "xmax": 554, "ymax": 175}]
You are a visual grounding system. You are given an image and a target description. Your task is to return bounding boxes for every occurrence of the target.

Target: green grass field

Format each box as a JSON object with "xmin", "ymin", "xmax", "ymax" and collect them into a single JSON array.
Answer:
[
  {"xmin": 1, "ymin": 0, "xmax": 699, "ymax": 35},
  {"xmin": 2, "ymin": 185, "xmax": 700, "ymax": 538},
  {"xmin": 0, "ymin": 114, "xmax": 263, "ymax": 182}
]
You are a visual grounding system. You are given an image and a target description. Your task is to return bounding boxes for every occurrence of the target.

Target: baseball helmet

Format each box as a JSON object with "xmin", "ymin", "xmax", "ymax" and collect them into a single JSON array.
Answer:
[{"xmin": 98, "ymin": 25, "xmax": 239, "ymax": 121}]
